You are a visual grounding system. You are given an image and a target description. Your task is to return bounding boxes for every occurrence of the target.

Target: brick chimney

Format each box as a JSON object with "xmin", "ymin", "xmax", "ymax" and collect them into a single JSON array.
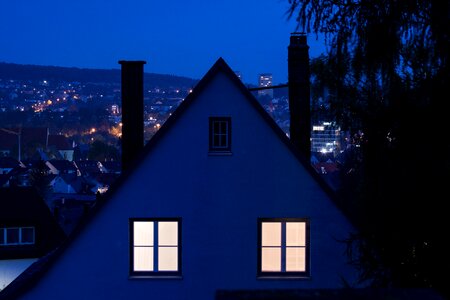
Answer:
[
  {"xmin": 118, "ymin": 60, "xmax": 146, "ymax": 171},
  {"xmin": 288, "ymin": 32, "xmax": 311, "ymax": 159}
]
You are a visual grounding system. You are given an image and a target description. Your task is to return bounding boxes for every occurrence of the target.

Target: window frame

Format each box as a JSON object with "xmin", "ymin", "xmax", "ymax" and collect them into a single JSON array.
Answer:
[
  {"xmin": 257, "ymin": 218, "xmax": 310, "ymax": 278},
  {"xmin": 129, "ymin": 218, "xmax": 182, "ymax": 278},
  {"xmin": 209, "ymin": 117, "xmax": 232, "ymax": 153},
  {"xmin": 0, "ymin": 227, "xmax": 35, "ymax": 246}
]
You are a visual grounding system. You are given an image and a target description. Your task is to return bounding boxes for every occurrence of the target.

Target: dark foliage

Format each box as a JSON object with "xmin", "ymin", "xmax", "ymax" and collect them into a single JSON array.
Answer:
[
  {"xmin": 288, "ymin": 0, "xmax": 449, "ymax": 297},
  {"xmin": 29, "ymin": 159, "xmax": 52, "ymax": 200}
]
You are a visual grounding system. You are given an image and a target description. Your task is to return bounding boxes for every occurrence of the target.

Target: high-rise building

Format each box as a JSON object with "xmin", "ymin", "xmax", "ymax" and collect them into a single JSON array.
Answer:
[
  {"xmin": 111, "ymin": 104, "xmax": 120, "ymax": 115},
  {"xmin": 311, "ymin": 121, "xmax": 340, "ymax": 155},
  {"xmin": 258, "ymin": 73, "xmax": 273, "ymax": 98}
]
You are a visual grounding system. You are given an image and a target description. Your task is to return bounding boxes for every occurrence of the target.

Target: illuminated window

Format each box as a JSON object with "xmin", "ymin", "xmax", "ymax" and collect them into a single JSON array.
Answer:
[
  {"xmin": 130, "ymin": 218, "xmax": 181, "ymax": 277},
  {"xmin": 0, "ymin": 227, "xmax": 35, "ymax": 246},
  {"xmin": 257, "ymin": 218, "xmax": 310, "ymax": 277},
  {"xmin": 209, "ymin": 117, "xmax": 231, "ymax": 152}
]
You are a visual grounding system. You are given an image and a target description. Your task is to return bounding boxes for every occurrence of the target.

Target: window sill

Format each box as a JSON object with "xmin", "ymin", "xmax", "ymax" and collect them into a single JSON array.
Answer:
[
  {"xmin": 257, "ymin": 275, "xmax": 311, "ymax": 280},
  {"xmin": 208, "ymin": 151, "xmax": 233, "ymax": 156},
  {"xmin": 129, "ymin": 275, "xmax": 183, "ymax": 280}
]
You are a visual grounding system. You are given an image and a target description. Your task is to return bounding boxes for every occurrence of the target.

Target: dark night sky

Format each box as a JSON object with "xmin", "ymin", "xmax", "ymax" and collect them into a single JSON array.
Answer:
[{"xmin": 0, "ymin": 0, "xmax": 326, "ymax": 85}]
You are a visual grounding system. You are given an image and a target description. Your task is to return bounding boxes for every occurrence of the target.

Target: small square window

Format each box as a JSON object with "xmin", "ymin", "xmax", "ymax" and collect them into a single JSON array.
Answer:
[
  {"xmin": 209, "ymin": 117, "xmax": 231, "ymax": 152},
  {"xmin": 0, "ymin": 227, "xmax": 36, "ymax": 246},
  {"xmin": 6, "ymin": 228, "xmax": 20, "ymax": 245},
  {"xmin": 130, "ymin": 218, "xmax": 182, "ymax": 277},
  {"xmin": 0, "ymin": 229, "xmax": 4, "ymax": 245},
  {"xmin": 21, "ymin": 227, "xmax": 35, "ymax": 244},
  {"xmin": 257, "ymin": 218, "xmax": 310, "ymax": 278}
]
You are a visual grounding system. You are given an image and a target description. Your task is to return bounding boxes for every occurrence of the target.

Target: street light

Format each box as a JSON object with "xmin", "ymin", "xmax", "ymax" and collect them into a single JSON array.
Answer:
[{"xmin": 0, "ymin": 128, "xmax": 22, "ymax": 161}]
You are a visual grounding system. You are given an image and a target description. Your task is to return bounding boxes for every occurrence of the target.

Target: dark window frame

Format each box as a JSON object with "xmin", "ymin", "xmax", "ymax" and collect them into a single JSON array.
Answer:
[
  {"xmin": 129, "ymin": 218, "xmax": 182, "ymax": 278},
  {"xmin": 0, "ymin": 227, "xmax": 35, "ymax": 246},
  {"xmin": 257, "ymin": 218, "xmax": 310, "ymax": 278},
  {"xmin": 209, "ymin": 117, "xmax": 232, "ymax": 153}
]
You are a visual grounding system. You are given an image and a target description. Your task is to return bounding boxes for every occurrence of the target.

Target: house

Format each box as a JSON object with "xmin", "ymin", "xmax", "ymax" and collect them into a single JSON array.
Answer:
[
  {"xmin": 99, "ymin": 160, "xmax": 121, "ymax": 174},
  {"xmin": 0, "ymin": 158, "xmax": 28, "ymax": 188},
  {"xmin": 49, "ymin": 174, "xmax": 83, "ymax": 194},
  {"xmin": 0, "ymin": 187, "xmax": 66, "ymax": 291},
  {"xmin": 0, "ymin": 58, "xmax": 361, "ymax": 299},
  {"xmin": 0, "ymin": 130, "xmax": 19, "ymax": 159},
  {"xmin": 0, "ymin": 128, "xmax": 73, "ymax": 161},
  {"xmin": 47, "ymin": 135, "xmax": 74, "ymax": 161},
  {"xmin": 0, "ymin": 128, "xmax": 49, "ymax": 161},
  {"xmin": 13, "ymin": 160, "xmax": 52, "ymax": 188},
  {"xmin": 50, "ymin": 193, "xmax": 97, "ymax": 235},
  {"xmin": 45, "ymin": 160, "xmax": 79, "ymax": 176},
  {"xmin": 0, "ymin": 158, "xmax": 22, "ymax": 175},
  {"xmin": 74, "ymin": 160, "xmax": 102, "ymax": 177}
]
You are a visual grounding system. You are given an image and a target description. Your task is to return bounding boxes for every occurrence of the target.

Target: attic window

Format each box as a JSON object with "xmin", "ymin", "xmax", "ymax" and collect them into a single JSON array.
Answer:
[
  {"xmin": 209, "ymin": 117, "xmax": 231, "ymax": 153},
  {"xmin": 130, "ymin": 218, "xmax": 181, "ymax": 277},
  {"xmin": 0, "ymin": 227, "xmax": 35, "ymax": 246},
  {"xmin": 257, "ymin": 218, "xmax": 310, "ymax": 278}
]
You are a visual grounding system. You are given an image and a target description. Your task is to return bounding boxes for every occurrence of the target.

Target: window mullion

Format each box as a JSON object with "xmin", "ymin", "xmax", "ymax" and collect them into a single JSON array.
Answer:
[
  {"xmin": 154, "ymin": 222, "xmax": 159, "ymax": 272},
  {"xmin": 281, "ymin": 222, "xmax": 286, "ymax": 272}
]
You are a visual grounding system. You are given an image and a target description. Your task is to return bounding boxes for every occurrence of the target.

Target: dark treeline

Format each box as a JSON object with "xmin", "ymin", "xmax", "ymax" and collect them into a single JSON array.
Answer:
[
  {"xmin": 0, "ymin": 62, "xmax": 198, "ymax": 88},
  {"xmin": 288, "ymin": 0, "xmax": 449, "ymax": 297}
]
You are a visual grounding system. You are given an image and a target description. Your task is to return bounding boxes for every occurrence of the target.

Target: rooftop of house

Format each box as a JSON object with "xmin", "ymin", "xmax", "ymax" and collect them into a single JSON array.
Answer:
[
  {"xmin": 0, "ymin": 157, "xmax": 21, "ymax": 169},
  {"xmin": 47, "ymin": 135, "xmax": 72, "ymax": 151},
  {"xmin": 0, "ymin": 57, "xmax": 357, "ymax": 299},
  {"xmin": 47, "ymin": 160, "xmax": 77, "ymax": 173},
  {"xmin": 0, "ymin": 187, "xmax": 67, "ymax": 260},
  {"xmin": 0, "ymin": 128, "xmax": 49, "ymax": 150}
]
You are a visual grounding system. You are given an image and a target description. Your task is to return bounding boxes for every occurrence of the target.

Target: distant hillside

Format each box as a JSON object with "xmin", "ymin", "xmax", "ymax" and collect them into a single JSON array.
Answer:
[{"xmin": 0, "ymin": 62, "xmax": 198, "ymax": 88}]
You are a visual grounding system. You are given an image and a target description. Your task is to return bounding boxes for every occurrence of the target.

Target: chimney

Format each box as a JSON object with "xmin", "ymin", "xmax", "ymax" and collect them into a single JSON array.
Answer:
[
  {"xmin": 288, "ymin": 32, "xmax": 311, "ymax": 159},
  {"xmin": 118, "ymin": 60, "xmax": 146, "ymax": 171}
]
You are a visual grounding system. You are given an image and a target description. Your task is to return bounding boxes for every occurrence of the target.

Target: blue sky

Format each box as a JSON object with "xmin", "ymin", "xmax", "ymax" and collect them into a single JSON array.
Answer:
[{"xmin": 0, "ymin": 0, "xmax": 326, "ymax": 85}]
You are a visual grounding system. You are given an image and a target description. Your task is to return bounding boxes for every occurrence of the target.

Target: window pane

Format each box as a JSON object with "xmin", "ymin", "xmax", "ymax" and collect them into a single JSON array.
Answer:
[
  {"xmin": 220, "ymin": 135, "xmax": 227, "ymax": 147},
  {"xmin": 261, "ymin": 248, "xmax": 281, "ymax": 271},
  {"xmin": 158, "ymin": 222, "xmax": 178, "ymax": 246},
  {"xmin": 286, "ymin": 247, "xmax": 306, "ymax": 271},
  {"xmin": 220, "ymin": 121, "xmax": 227, "ymax": 133},
  {"xmin": 0, "ymin": 229, "xmax": 4, "ymax": 245},
  {"xmin": 134, "ymin": 222, "xmax": 153, "ymax": 246},
  {"xmin": 6, "ymin": 228, "xmax": 19, "ymax": 244},
  {"xmin": 134, "ymin": 247, "xmax": 153, "ymax": 271},
  {"xmin": 158, "ymin": 247, "xmax": 178, "ymax": 271},
  {"xmin": 262, "ymin": 222, "xmax": 281, "ymax": 246},
  {"xmin": 286, "ymin": 222, "xmax": 306, "ymax": 246},
  {"xmin": 213, "ymin": 121, "xmax": 220, "ymax": 133},
  {"xmin": 213, "ymin": 135, "xmax": 220, "ymax": 147},
  {"xmin": 21, "ymin": 227, "xmax": 35, "ymax": 244}
]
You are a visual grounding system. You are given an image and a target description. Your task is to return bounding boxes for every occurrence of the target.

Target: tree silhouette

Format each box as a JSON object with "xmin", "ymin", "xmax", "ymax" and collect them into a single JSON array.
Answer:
[{"xmin": 288, "ymin": 0, "xmax": 449, "ymax": 296}]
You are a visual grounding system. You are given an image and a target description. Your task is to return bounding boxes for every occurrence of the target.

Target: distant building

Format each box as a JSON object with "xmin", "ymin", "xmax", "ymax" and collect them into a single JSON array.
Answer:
[
  {"xmin": 0, "ymin": 128, "xmax": 74, "ymax": 161},
  {"xmin": 258, "ymin": 73, "xmax": 273, "ymax": 98},
  {"xmin": 111, "ymin": 104, "xmax": 120, "ymax": 115},
  {"xmin": 311, "ymin": 121, "xmax": 340, "ymax": 155},
  {"xmin": 0, "ymin": 187, "xmax": 66, "ymax": 291}
]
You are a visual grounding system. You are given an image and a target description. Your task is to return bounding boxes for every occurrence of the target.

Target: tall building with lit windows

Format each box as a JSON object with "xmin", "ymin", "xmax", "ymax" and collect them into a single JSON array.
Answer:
[
  {"xmin": 311, "ymin": 121, "xmax": 341, "ymax": 155},
  {"xmin": 111, "ymin": 104, "xmax": 120, "ymax": 115},
  {"xmin": 258, "ymin": 73, "xmax": 273, "ymax": 98}
]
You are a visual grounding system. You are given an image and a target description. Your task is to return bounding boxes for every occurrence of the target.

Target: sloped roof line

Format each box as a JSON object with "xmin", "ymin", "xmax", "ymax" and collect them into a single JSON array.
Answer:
[{"xmin": 0, "ymin": 57, "xmax": 353, "ymax": 299}]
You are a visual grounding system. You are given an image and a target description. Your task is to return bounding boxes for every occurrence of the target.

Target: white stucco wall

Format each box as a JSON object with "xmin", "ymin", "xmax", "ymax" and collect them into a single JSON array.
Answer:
[
  {"xmin": 0, "ymin": 259, "xmax": 37, "ymax": 291},
  {"xmin": 20, "ymin": 69, "xmax": 359, "ymax": 299}
]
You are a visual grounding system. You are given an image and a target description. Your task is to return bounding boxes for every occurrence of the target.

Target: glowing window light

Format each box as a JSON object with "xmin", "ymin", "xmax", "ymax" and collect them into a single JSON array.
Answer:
[
  {"xmin": 259, "ymin": 219, "xmax": 309, "ymax": 276},
  {"xmin": 130, "ymin": 219, "xmax": 181, "ymax": 276}
]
